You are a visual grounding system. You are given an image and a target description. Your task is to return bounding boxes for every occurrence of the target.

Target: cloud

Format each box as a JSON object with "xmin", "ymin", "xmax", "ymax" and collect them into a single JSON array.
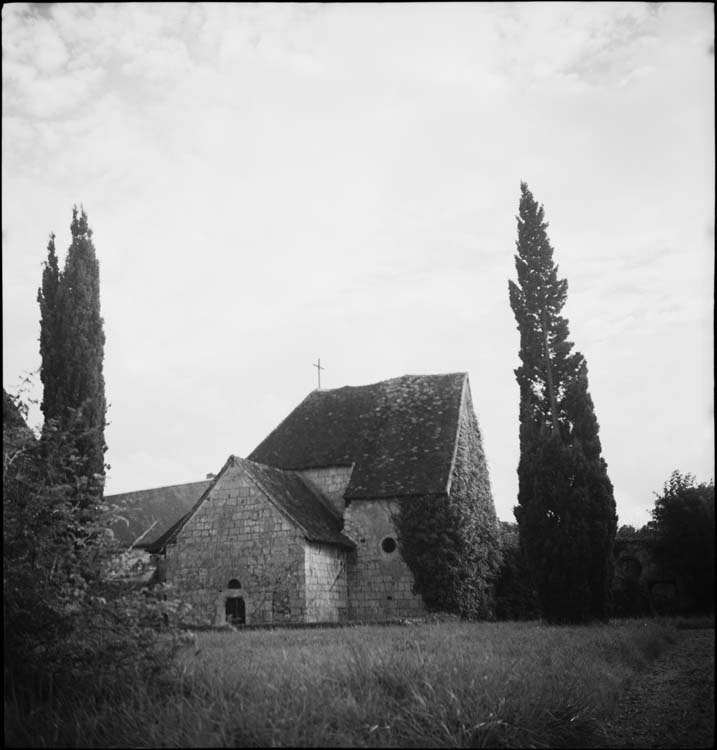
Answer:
[
  {"xmin": 2, "ymin": 2, "xmax": 713, "ymax": 527},
  {"xmin": 119, "ymin": 36, "xmax": 193, "ymax": 83},
  {"xmin": 7, "ymin": 16, "xmax": 71, "ymax": 73},
  {"xmin": 7, "ymin": 66, "xmax": 104, "ymax": 119}
]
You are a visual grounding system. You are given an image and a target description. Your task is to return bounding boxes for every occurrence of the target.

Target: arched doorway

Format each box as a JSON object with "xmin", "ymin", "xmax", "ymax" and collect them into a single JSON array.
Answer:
[{"xmin": 225, "ymin": 596, "xmax": 246, "ymax": 625}]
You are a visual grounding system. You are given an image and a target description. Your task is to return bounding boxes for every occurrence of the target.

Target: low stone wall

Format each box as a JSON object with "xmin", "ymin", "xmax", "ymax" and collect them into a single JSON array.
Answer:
[{"xmin": 613, "ymin": 535, "xmax": 686, "ymax": 614}]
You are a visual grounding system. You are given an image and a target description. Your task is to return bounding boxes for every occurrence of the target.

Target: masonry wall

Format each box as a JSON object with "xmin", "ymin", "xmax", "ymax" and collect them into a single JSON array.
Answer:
[
  {"xmin": 166, "ymin": 462, "xmax": 306, "ymax": 626},
  {"xmin": 343, "ymin": 499, "xmax": 426, "ymax": 620},
  {"xmin": 304, "ymin": 542, "xmax": 348, "ymax": 622},
  {"xmin": 298, "ymin": 466, "xmax": 353, "ymax": 517}
]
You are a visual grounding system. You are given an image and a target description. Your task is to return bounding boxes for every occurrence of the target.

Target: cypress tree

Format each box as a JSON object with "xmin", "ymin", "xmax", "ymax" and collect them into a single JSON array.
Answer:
[
  {"xmin": 38, "ymin": 233, "xmax": 62, "ymax": 427},
  {"xmin": 509, "ymin": 182, "xmax": 616, "ymax": 623},
  {"xmin": 38, "ymin": 206, "xmax": 107, "ymax": 498}
]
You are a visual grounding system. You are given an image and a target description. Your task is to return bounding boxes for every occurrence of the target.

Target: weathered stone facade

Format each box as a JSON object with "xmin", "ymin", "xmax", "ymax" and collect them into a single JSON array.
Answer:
[
  {"xmin": 305, "ymin": 542, "xmax": 348, "ymax": 622},
  {"xmin": 298, "ymin": 466, "xmax": 353, "ymax": 517},
  {"xmin": 166, "ymin": 461, "xmax": 309, "ymax": 626},
  {"xmin": 151, "ymin": 373, "xmax": 500, "ymax": 626},
  {"xmin": 344, "ymin": 498, "xmax": 426, "ymax": 620}
]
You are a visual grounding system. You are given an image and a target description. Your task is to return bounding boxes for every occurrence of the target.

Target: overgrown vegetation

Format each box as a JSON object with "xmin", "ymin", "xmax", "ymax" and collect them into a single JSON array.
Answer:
[
  {"xmin": 493, "ymin": 522, "xmax": 540, "ymax": 620},
  {"xmin": 4, "ymin": 619, "xmax": 678, "ymax": 748},
  {"xmin": 396, "ymin": 492, "xmax": 501, "ymax": 620},
  {"xmin": 648, "ymin": 470, "xmax": 715, "ymax": 613},
  {"xmin": 509, "ymin": 181, "xmax": 617, "ymax": 623},
  {"xmin": 4, "ymin": 207, "xmax": 186, "ymax": 742},
  {"xmin": 37, "ymin": 207, "xmax": 106, "ymax": 498},
  {"xmin": 395, "ymin": 390, "xmax": 502, "ymax": 619},
  {"xmin": 3, "ymin": 390, "xmax": 186, "ymax": 722}
]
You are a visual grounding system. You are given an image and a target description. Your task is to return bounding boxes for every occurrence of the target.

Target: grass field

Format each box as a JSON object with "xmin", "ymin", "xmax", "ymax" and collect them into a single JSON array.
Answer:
[{"xmin": 6, "ymin": 617, "xmax": 686, "ymax": 748}]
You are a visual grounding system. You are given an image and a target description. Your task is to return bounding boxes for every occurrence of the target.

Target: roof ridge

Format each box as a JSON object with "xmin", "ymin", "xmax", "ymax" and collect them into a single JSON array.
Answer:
[
  {"xmin": 156, "ymin": 456, "xmax": 236, "ymax": 549},
  {"xmin": 106, "ymin": 478, "xmax": 211, "ymax": 498},
  {"xmin": 315, "ymin": 371, "xmax": 468, "ymax": 393},
  {"xmin": 446, "ymin": 373, "xmax": 469, "ymax": 496},
  {"xmin": 248, "ymin": 390, "xmax": 316, "ymax": 462}
]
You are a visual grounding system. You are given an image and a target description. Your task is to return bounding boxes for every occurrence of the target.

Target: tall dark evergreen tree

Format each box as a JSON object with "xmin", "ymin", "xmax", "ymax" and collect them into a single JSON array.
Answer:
[
  {"xmin": 38, "ymin": 233, "xmax": 61, "ymax": 426},
  {"xmin": 509, "ymin": 182, "xmax": 616, "ymax": 623},
  {"xmin": 37, "ymin": 207, "xmax": 107, "ymax": 498}
]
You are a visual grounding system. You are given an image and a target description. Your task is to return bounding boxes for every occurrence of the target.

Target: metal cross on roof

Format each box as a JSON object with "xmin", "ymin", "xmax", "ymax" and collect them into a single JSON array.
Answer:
[{"xmin": 313, "ymin": 358, "xmax": 324, "ymax": 390}]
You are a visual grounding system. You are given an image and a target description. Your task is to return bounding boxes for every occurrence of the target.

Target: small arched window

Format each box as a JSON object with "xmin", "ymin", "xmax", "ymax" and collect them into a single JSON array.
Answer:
[{"xmin": 227, "ymin": 578, "xmax": 242, "ymax": 589}]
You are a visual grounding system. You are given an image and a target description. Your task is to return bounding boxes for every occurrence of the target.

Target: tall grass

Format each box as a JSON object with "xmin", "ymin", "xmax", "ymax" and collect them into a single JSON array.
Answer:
[{"xmin": 5, "ymin": 619, "xmax": 677, "ymax": 748}]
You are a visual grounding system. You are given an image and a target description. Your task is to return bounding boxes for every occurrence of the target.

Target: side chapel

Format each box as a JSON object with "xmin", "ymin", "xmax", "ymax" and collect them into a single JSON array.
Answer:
[{"xmin": 107, "ymin": 372, "xmax": 495, "ymax": 626}]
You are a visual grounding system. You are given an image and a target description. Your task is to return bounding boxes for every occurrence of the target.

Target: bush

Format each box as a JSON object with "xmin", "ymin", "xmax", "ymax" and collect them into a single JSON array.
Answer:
[
  {"xmin": 612, "ymin": 576, "xmax": 651, "ymax": 618},
  {"xmin": 3, "ymin": 393, "xmax": 186, "ymax": 713},
  {"xmin": 493, "ymin": 522, "xmax": 540, "ymax": 620},
  {"xmin": 649, "ymin": 471, "xmax": 715, "ymax": 613}
]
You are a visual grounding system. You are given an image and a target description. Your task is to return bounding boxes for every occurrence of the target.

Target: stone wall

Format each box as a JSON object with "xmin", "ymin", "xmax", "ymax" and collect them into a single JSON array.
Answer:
[
  {"xmin": 166, "ymin": 461, "xmax": 306, "ymax": 626},
  {"xmin": 304, "ymin": 542, "xmax": 348, "ymax": 622},
  {"xmin": 298, "ymin": 466, "xmax": 353, "ymax": 517},
  {"xmin": 613, "ymin": 536, "xmax": 685, "ymax": 614},
  {"xmin": 343, "ymin": 498, "xmax": 425, "ymax": 620}
]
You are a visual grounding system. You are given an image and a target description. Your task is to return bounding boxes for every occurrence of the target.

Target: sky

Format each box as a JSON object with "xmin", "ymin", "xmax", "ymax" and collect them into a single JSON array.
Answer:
[{"xmin": 2, "ymin": 2, "xmax": 714, "ymax": 529}]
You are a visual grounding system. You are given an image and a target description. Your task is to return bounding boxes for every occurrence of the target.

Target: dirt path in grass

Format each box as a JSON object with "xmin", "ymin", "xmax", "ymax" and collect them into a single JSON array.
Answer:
[{"xmin": 596, "ymin": 629, "xmax": 714, "ymax": 749}]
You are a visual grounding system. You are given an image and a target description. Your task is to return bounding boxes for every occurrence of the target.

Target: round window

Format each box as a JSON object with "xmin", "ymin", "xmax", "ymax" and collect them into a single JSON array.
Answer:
[{"xmin": 381, "ymin": 537, "xmax": 397, "ymax": 554}]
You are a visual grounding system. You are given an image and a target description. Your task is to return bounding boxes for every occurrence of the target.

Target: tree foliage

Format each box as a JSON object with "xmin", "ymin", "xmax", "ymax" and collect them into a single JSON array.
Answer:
[
  {"xmin": 509, "ymin": 182, "xmax": 617, "ymax": 623},
  {"xmin": 38, "ymin": 232, "xmax": 62, "ymax": 423},
  {"xmin": 37, "ymin": 207, "xmax": 106, "ymax": 499},
  {"xmin": 397, "ymin": 494, "xmax": 499, "ymax": 619},
  {"xmin": 5, "ymin": 208, "xmax": 185, "ymax": 727},
  {"xmin": 395, "ymin": 396, "xmax": 502, "ymax": 620},
  {"xmin": 3, "ymin": 389, "xmax": 189, "ymax": 720},
  {"xmin": 493, "ymin": 522, "xmax": 540, "ymax": 620},
  {"xmin": 649, "ymin": 470, "xmax": 715, "ymax": 613}
]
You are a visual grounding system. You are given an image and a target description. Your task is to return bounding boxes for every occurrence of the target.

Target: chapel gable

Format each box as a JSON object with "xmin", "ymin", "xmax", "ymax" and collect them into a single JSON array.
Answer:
[{"xmin": 105, "ymin": 372, "xmax": 493, "ymax": 626}]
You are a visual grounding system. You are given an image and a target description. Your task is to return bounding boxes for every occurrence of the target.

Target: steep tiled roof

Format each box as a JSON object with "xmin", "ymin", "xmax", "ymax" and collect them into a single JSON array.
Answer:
[
  {"xmin": 248, "ymin": 373, "xmax": 466, "ymax": 499},
  {"xmin": 105, "ymin": 480, "xmax": 211, "ymax": 547},
  {"xmin": 240, "ymin": 459, "xmax": 355, "ymax": 548},
  {"xmin": 156, "ymin": 457, "xmax": 354, "ymax": 550}
]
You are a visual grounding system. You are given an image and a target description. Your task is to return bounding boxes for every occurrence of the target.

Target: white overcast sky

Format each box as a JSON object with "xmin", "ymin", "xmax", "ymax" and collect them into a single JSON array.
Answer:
[{"xmin": 2, "ymin": 2, "xmax": 714, "ymax": 528}]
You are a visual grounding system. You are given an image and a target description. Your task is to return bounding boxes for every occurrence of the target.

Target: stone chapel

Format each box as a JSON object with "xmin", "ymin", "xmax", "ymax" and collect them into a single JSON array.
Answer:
[{"xmin": 107, "ymin": 372, "xmax": 495, "ymax": 626}]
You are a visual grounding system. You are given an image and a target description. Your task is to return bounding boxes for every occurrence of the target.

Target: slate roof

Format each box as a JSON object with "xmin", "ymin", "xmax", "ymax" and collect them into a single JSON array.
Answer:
[
  {"xmin": 239, "ymin": 458, "xmax": 355, "ymax": 548},
  {"xmin": 248, "ymin": 373, "xmax": 466, "ymax": 499},
  {"xmin": 105, "ymin": 479, "xmax": 211, "ymax": 548}
]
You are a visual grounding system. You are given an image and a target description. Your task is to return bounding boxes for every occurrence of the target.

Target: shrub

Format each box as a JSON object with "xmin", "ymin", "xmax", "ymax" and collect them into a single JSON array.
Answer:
[
  {"xmin": 493, "ymin": 522, "xmax": 540, "ymax": 620},
  {"xmin": 3, "ymin": 392, "xmax": 186, "ymax": 713}
]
